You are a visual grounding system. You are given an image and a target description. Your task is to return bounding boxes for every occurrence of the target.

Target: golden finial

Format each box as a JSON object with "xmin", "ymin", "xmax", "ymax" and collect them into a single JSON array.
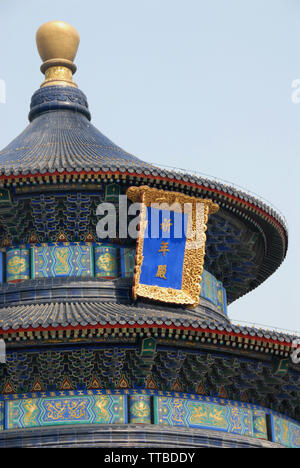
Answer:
[{"xmin": 36, "ymin": 21, "xmax": 80, "ymax": 88}]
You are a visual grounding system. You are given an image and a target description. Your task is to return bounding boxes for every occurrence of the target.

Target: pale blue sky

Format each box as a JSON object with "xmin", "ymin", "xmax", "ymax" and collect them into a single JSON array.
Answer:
[{"xmin": 0, "ymin": 0, "xmax": 299, "ymax": 331}]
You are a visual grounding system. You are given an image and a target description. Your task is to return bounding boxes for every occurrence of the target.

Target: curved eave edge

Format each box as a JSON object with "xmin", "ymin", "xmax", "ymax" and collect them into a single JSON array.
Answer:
[
  {"xmin": 0, "ymin": 168, "xmax": 287, "ymax": 304},
  {"xmin": 0, "ymin": 168, "xmax": 288, "ymax": 244},
  {"xmin": 0, "ymin": 322, "xmax": 298, "ymax": 350}
]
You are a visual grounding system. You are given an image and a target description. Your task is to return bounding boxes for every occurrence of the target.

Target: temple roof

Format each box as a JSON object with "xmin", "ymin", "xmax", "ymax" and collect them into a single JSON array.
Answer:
[
  {"xmin": 0, "ymin": 86, "xmax": 150, "ymax": 175},
  {"xmin": 0, "ymin": 19, "xmax": 288, "ymax": 235},
  {"xmin": 0, "ymin": 20, "xmax": 288, "ymax": 306},
  {"xmin": 0, "ymin": 85, "xmax": 288, "ymax": 235},
  {"xmin": 0, "ymin": 22, "xmax": 297, "ymax": 429},
  {"xmin": 0, "ymin": 300, "xmax": 297, "ymax": 345},
  {"xmin": 0, "ymin": 277, "xmax": 297, "ymax": 345},
  {"xmin": 0, "ymin": 20, "xmax": 152, "ymax": 175}
]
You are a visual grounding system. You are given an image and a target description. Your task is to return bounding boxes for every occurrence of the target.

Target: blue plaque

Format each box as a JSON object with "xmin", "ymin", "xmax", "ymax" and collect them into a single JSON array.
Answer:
[
  {"xmin": 139, "ymin": 207, "xmax": 187, "ymax": 290},
  {"xmin": 127, "ymin": 186, "xmax": 219, "ymax": 307}
]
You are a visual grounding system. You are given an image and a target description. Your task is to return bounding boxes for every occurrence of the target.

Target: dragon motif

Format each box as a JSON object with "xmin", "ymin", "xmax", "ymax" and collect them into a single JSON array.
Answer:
[
  {"xmin": 23, "ymin": 400, "xmax": 38, "ymax": 425},
  {"xmin": 95, "ymin": 396, "xmax": 110, "ymax": 421}
]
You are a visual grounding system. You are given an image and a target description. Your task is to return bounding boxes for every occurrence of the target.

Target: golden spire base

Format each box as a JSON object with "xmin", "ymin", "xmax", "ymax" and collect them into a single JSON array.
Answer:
[{"xmin": 36, "ymin": 21, "xmax": 80, "ymax": 88}]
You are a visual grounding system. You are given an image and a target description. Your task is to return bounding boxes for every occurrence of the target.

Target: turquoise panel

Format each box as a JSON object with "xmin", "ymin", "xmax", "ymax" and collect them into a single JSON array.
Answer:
[
  {"xmin": 273, "ymin": 415, "xmax": 300, "ymax": 448},
  {"xmin": 31, "ymin": 244, "xmax": 93, "ymax": 278},
  {"xmin": 120, "ymin": 247, "xmax": 136, "ymax": 278},
  {"xmin": 94, "ymin": 244, "xmax": 119, "ymax": 279},
  {"xmin": 6, "ymin": 394, "xmax": 126, "ymax": 429},
  {"xmin": 129, "ymin": 395, "xmax": 151, "ymax": 424},
  {"xmin": 154, "ymin": 397, "xmax": 252, "ymax": 436},
  {"xmin": 252, "ymin": 410, "xmax": 268, "ymax": 440},
  {"xmin": 105, "ymin": 183, "xmax": 120, "ymax": 202},
  {"xmin": 6, "ymin": 248, "xmax": 30, "ymax": 283},
  {"xmin": 200, "ymin": 269, "xmax": 227, "ymax": 315},
  {"xmin": 2, "ymin": 390, "xmax": 300, "ymax": 447}
]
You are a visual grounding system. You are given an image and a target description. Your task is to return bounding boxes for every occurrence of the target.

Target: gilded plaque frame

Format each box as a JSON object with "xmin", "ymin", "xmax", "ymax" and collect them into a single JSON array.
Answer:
[{"xmin": 127, "ymin": 186, "xmax": 218, "ymax": 308}]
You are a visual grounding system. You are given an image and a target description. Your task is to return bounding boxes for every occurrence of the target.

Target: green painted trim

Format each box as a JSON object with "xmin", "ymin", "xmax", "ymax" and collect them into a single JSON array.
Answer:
[
  {"xmin": 30, "ymin": 247, "xmax": 35, "ymax": 279},
  {"xmin": 153, "ymin": 396, "xmax": 159, "ymax": 425},
  {"xmin": 90, "ymin": 245, "xmax": 94, "ymax": 277}
]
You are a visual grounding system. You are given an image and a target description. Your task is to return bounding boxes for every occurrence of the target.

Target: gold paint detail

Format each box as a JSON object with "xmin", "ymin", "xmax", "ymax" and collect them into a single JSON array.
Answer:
[
  {"xmin": 23, "ymin": 400, "xmax": 38, "ymax": 425},
  {"xmin": 43, "ymin": 66, "xmax": 75, "ymax": 87},
  {"xmin": 131, "ymin": 400, "xmax": 150, "ymax": 418},
  {"xmin": 127, "ymin": 186, "xmax": 219, "ymax": 308},
  {"xmin": 36, "ymin": 21, "xmax": 80, "ymax": 88}
]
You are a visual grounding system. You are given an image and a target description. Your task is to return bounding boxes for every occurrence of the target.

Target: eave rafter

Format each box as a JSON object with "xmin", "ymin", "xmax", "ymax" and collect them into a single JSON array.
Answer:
[{"xmin": 0, "ymin": 322, "xmax": 297, "ymax": 359}]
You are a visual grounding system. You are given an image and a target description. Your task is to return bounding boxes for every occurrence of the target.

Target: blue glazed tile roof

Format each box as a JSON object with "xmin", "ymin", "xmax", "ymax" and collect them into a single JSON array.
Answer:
[
  {"xmin": 0, "ymin": 277, "xmax": 228, "ymax": 328},
  {"xmin": 0, "ymin": 85, "xmax": 288, "ymax": 301},
  {"xmin": 0, "ymin": 277, "xmax": 297, "ymax": 343},
  {"xmin": 0, "ymin": 86, "xmax": 150, "ymax": 175},
  {"xmin": 0, "ymin": 85, "xmax": 288, "ymax": 237},
  {"xmin": 0, "ymin": 300, "xmax": 297, "ymax": 344}
]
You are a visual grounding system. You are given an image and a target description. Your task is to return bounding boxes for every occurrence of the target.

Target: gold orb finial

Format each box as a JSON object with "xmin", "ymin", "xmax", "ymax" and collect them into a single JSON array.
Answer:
[{"xmin": 36, "ymin": 21, "xmax": 80, "ymax": 88}]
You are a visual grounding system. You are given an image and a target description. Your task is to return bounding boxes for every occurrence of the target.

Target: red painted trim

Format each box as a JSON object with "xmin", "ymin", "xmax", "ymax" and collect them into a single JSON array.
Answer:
[{"xmin": 0, "ymin": 322, "xmax": 296, "ymax": 348}]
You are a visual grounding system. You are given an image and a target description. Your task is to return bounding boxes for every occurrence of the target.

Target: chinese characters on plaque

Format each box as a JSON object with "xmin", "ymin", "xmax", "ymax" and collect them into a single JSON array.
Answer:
[{"xmin": 127, "ymin": 186, "xmax": 218, "ymax": 308}]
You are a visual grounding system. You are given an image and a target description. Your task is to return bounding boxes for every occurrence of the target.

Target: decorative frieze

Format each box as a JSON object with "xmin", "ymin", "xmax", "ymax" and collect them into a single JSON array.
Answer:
[{"xmin": 0, "ymin": 390, "xmax": 298, "ymax": 448}]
